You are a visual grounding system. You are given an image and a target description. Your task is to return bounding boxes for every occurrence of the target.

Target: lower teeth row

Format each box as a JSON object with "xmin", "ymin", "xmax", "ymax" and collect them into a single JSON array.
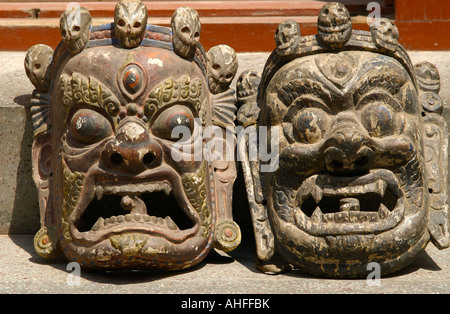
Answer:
[
  {"xmin": 309, "ymin": 204, "xmax": 390, "ymax": 223},
  {"xmin": 91, "ymin": 214, "xmax": 179, "ymax": 231}
]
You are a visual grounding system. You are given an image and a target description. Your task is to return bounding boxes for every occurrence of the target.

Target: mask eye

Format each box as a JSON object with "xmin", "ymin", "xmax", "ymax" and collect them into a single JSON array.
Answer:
[
  {"xmin": 294, "ymin": 108, "xmax": 329, "ymax": 144},
  {"xmin": 69, "ymin": 109, "xmax": 113, "ymax": 145},
  {"xmin": 361, "ymin": 103, "xmax": 394, "ymax": 137},
  {"xmin": 151, "ymin": 105, "xmax": 195, "ymax": 142}
]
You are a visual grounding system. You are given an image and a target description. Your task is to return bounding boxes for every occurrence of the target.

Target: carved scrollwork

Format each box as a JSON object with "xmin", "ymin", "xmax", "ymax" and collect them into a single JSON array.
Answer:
[
  {"xmin": 62, "ymin": 162, "xmax": 85, "ymax": 242},
  {"xmin": 144, "ymin": 75, "xmax": 203, "ymax": 120},
  {"xmin": 181, "ymin": 161, "xmax": 211, "ymax": 238},
  {"xmin": 60, "ymin": 73, "xmax": 121, "ymax": 122},
  {"xmin": 34, "ymin": 226, "xmax": 61, "ymax": 259}
]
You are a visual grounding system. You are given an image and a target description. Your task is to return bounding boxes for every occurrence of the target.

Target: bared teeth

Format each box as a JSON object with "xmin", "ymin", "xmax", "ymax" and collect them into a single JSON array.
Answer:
[
  {"xmin": 91, "ymin": 217, "xmax": 104, "ymax": 231},
  {"xmin": 374, "ymin": 179, "xmax": 387, "ymax": 197},
  {"xmin": 322, "ymin": 211, "xmax": 379, "ymax": 223},
  {"xmin": 165, "ymin": 216, "xmax": 179, "ymax": 230},
  {"xmin": 89, "ymin": 214, "xmax": 181, "ymax": 232},
  {"xmin": 311, "ymin": 186, "xmax": 323, "ymax": 204},
  {"xmin": 163, "ymin": 183, "xmax": 171, "ymax": 196},
  {"xmin": 101, "ymin": 182, "xmax": 172, "ymax": 195},
  {"xmin": 95, "ymin": 186, "xmax": 104, "ymax": 200},
  {"xmin": 378, "ymin": 203, "xmax": 390, "ymax": 219},
  {"xmin": 310, "ymin": 207, "xmax": 323, "ymax": 223},
  {"xmin": 319, "ymin": 179, "xmax": 387, "ymax": 198}
]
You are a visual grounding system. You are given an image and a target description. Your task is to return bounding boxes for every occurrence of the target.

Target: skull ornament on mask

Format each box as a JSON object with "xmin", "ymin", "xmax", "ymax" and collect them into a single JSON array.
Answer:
[
  {"xmin": 26, "ymin": 1, "xmax": 241, "ymax": 270},
  {"xmin": 274, "ymin": 20, "xmax": 301, "ymax": 57},
  {"xmin": 207, "ymin": 45, "xmax": 238, "ymax": 95},
  {"xmin": 238, "ymin": 2, "xmax": 449, "ymax": 278},
  {"xmin": 24, "ymin": 44, "xmax": 53, "ymax": 93},
  {"xmin": 114, "ymin": 0, "xmax": 148, "ymax": 49},
  {"xmin": 171, "ymin": 7, "xmax": 201, "ymax": 59},
  {"xmin": 317, "ymin": 2, "xmax": 352, "ymax": 48},
  {"xmin": 60, "ymin": 6, "xmax": 92, "ymax": 54}
]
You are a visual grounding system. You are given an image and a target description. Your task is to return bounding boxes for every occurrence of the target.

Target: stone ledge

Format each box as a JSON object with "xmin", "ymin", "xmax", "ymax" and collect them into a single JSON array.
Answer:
[
  {"xmin": 0, "ymin": 51, "xmax": 449, "ymax": 234},
  {"xmin": 0, "ymin": 234, "xmax": 448, "ymax": 293}
]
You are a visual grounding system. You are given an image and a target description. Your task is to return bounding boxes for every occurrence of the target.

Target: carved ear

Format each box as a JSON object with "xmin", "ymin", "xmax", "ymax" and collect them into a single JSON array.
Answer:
[
  {"xmin": 32, "ymin": 131, "xmax": 63, "ymax": 259},
  {"xmin": 31, "ymin": 131, "xmax": 52, "ymax": 228},
  {"xmin": 209, "ymin": 132, "xmax": 241, "ymax": 252},
  {"xmin": 423, "ymin": 113, "xmax": 449, "ymax": 249},
  {"xmin": 237, "ymin": 125, "xmax": 275, "ymax": 261},
  {"xmin": 414, "ymin": 61, "xmax": 449, "ymax": 248},
  {"xmin": 235, "ymin": 69, "xmax": 275, "ymax": 259},
  {"xmin": 208, "ymin": 87, "xmax": 241, "ymax": 252}
]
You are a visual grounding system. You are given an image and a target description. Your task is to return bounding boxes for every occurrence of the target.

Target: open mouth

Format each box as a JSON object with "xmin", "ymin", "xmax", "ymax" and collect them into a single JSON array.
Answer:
[
  {"xmin": 72, "ymin": 180, "xmax": 197, "ymax": 243},
  {"xmin": 290, "ymin": 169, "xmax": 405, "ymax": 235}
]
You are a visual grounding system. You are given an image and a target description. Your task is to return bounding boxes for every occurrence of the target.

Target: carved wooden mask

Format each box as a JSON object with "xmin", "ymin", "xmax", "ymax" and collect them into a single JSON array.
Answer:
[
  {"xmin": 25, "ymin": 1, "xmax": 241, "ymax": 270},
  {"xmin": 237, "ymin": 3, "xmax": 448, "ymax": 278}
]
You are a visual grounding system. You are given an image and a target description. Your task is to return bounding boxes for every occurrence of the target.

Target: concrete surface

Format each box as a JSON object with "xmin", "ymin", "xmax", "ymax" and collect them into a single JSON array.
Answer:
[{"xmin": 0, "ymin": 234, "xmax": 448, "ymax": 294}]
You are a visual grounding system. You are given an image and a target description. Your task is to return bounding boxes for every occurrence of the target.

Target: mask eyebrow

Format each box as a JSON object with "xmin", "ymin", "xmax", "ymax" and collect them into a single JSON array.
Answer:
[
  {"xmin": 144, "ymin": 75, "xmax": 203, "ymax": 121},
  {"xmin": 59, "ymin": 72, "xmax": 121, "ymax": 123},
  {"xmin": 277, "ymin": 78, "xmax": 331, "ymax": 108},
  {"xmin": 356, "ymin": 90, "xmax": 403, "ymax": 112},
  {"xmin": 354, "ymin": 71, "xmax": 405, "ymax": 104}
]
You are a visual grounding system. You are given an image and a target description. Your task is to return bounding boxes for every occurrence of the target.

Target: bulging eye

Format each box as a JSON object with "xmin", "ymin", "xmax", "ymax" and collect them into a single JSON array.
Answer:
[
  {"xmin": 294, "ymin": 108, "xmax": 329, "ymax": 144},
  {"xmin": 151, "ymin": 105, "xmax": 194, "ymax": 142},
  {"xmin": 361, "ymin": 103, "xmax": 395, "ymax": 137},
  {"xmin": 69, "ymin": 109, "xmax": 113, "ymax": 145}
]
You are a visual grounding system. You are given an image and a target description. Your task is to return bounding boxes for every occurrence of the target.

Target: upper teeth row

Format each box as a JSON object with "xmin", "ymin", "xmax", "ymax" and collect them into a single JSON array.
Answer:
[
  {"xmin": 309, "ymin": 179, "xmax": 387, "ymax": 203},
  {"xmin": 95, "ymin": 182, "xmax": 171, "ymax": 200},
  {"xmin": 91, "ymin": 214, "xmax": 180, "ymax": 232}
]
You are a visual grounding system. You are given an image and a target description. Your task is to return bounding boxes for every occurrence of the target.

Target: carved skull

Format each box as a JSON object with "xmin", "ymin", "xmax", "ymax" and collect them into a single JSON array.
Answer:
[
  {"xmin": 414, "ymin": 61, "xmax": 441, "ymax": 93},
  {"xmin": 207, "ymin": 45, "xmax": 238, "ymax": 94},
  {"xmin": 171, "ymin": 7, "xmax": 201, "ymax": 59},
  {"xmin": 317, "ymin": 2, "xmax": 352, "ymax": 47},
  {"xmin": 60, "ymin": 6, "xmax": 91, "ymax": 54},
  {"xmin": 114, "ymin": 0, "xmax": 148, "ymax": 49},
  {"xmin": 24, "ymin": 44, "xmax": 53, "ymax": 92},
  {"xmin": 275, "ymin": 20, "xmax": 301, "ymax": 50},
  {"xmin": 415, "ymin": 62, "xmax": 443, "ymax": 114},
  {"xmin": 370, "ymin": 18, "xmax": 399, "ymax": 52}
]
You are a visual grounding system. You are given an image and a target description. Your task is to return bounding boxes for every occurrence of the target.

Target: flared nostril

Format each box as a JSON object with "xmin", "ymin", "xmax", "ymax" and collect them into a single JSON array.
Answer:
[
  {"xmin": 142, "ymin": 152, "xmax": 156, "ymax": 167},
  {"xmin": 324, "ymin": 146, "xmax": 344, "ymax": 172},
  {"xmin": 324, "ymin": 144, "xmax": 374, "ymax": 174},
  {"xmin": 109, "ymin": 152, "xmax": 124, "ymax": 165},
  {"xmin": 330, "ymin": 159, "xmax": 344, "ymax": 170},
  {"xmin": 354, "ymin": 155, "xmax": 369, "ymax": 168}
]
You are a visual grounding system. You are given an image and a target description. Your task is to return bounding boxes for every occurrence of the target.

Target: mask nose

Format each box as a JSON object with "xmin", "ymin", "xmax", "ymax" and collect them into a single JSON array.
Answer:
[
  {"xmin": 323, "ymin": 114, "xmax": 374, "ymax": 175},
  {"xmin": 101, "ymin": 119, "xmax": 162, "ymax": 174}
]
